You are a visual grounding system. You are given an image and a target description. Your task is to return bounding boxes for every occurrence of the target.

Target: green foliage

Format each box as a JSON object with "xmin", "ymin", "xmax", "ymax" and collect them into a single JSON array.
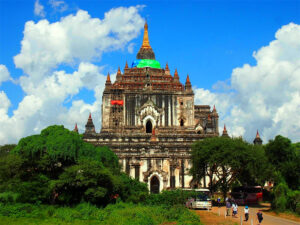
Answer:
[
  {"xmin": 265, "ymin": 135, "xmax": 300, "ymax": 190},
  {"xmin": 272, "ymin": 181, "xmax": 300, "ymax": 215},
  {"xmin": 0, "ymin": 202, "xmax": 201, "ymax": 225},
  {"xmin": 0, "ymin": 192, "xmax": 19, "ymax": 204},
  {"xmin": 0, "ymin": 125, "xmax": 145, "ymax": 206},
  {"xmin": 145, "ymin": 189, "xmax": 197, "ymax": 206},
  {"xmin": 0, "ymin": 144, "xmax": 16, "ymax": 157},
  {"xmin": 191, "ymin": 137, "xmax": 271, "ymax": 199},
  {"xmin": 273, "ymin": 182, "xmax": 289, "ymax": 211},
  {"xmin": 118, "ymin": 173, "xmax": 148, "ymax": 203},
  {"xmin": 53, "ymin": 159, "xmax": 121, "ymax": 205}
]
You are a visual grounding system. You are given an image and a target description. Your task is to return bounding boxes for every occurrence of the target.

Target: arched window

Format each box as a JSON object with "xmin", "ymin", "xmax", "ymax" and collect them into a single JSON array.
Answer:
[
  {"xmin": 146, "ymin": 120, "xmax": 152, "ymax": 133},
  {"xmin": 180, "ymin": 119, "xmax": 184, "ymax": 127}
]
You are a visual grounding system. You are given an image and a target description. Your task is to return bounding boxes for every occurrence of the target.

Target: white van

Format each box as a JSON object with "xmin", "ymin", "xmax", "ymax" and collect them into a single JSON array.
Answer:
[{"xmin": 184, "ymin": 188, "xmax": 212, "ymax": 210}]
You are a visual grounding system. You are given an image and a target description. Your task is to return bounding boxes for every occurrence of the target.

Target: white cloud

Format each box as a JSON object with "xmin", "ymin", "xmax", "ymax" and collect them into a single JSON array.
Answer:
[
  {"xmin": 0, "ymin": 65, "xmax": 11, "ymax": 85},
  {"xmin": 127, "ymin": 43, "xmax": 135, "ymax": 53},
  {"xmin": 34, "ymin": 0, "xmax": 46, "ymax": 17},
  {"xmin": 14, "ymin": 7, "xmax": 144, "ymax": 84},
  {"xmin": 0, "ymin": 6, "xmax": 144, "ymax": 144},
  {"xmin": 49, "ymin": 0, "xmax": 68, "ymax": 12},
  {"xmin": 194, "ymin": 23, "xmax": 300, "ymax": 143}
]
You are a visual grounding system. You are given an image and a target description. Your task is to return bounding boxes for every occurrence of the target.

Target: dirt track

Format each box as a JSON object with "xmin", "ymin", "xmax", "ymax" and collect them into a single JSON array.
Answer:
[{"xmin": 195, "ymin": 205, "xmax": 300, "ymax": 225}]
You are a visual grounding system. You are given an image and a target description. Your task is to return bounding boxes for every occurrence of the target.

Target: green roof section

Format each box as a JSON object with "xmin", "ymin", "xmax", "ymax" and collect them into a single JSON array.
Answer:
[{"xmin": 134, "ymin": 59, "xmax": 161, "ymax": 69}]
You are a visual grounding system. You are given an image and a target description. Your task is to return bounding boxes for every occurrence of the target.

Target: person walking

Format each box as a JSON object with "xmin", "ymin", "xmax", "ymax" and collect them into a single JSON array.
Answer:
[
  {"xmin": 257, "ymin": 210, "xmax": 263, "ymax": 224},
  {"xmin": 232, "ymin": 202, "xmax": 238, "ymax": 218},
  {"xmin": 226, "ymin": 198, "xmax": 231, "ymax": 216},
  {"xmin": 244, "ymin": 205, "xmax": 249, "ymax": 221},
  {"xmin": 217, "ymin": 196, "xmax": 221, "ymax": 208}
]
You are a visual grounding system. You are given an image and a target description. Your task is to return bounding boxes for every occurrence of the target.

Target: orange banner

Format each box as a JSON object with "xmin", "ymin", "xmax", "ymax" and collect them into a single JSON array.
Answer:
[{"xmin": 111, "ymin": 100, "xmax": 123, "ymax": 105}]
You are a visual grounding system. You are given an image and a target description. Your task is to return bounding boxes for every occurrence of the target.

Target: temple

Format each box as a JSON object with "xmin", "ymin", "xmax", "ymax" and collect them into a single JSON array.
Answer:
[{"xmin": 83, "ymin": 22, "xmax": 220, "ymax": 193}]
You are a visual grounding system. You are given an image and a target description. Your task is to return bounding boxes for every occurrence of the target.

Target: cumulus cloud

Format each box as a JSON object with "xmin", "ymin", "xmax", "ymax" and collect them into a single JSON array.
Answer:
[
  {"xmin": 34, "ymin": 0, "xmax": 46, "ymax": 17},
  {"xmin": 194, "ymin": 23, "xmax": 300, "ymax": 142},
  {"xmin": 14, "ymin": 7, "xmax": 144, "ymax": 84},
  {"xmin": 0, "ymin": 6, "xmax": 144, "ymax": 144},
  {"xmin": 0, "ymin": 65, "xmax": 11, "ymax": 85}
]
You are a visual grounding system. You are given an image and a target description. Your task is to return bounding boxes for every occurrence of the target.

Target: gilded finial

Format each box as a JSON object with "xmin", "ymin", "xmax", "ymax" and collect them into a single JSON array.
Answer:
[{"xmin": 141, "ymin": 22, "xmax": 151, "ymax": 49}]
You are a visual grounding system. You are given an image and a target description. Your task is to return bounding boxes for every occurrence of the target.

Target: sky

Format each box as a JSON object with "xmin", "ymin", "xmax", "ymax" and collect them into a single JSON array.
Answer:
[{"xmin": 0, "ymin": 0, "xmax": 300, "ymax": 144}]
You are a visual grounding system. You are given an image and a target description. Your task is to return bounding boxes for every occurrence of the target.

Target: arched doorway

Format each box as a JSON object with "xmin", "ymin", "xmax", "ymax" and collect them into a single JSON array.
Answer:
[
  {"xmin": 150, "ymin": 176, "xmax": 160, "ymax": 194},
  {"xmin": 180, "ymin": 119, "xmax": 184, "ymax": 127},
  {"xmin": 146, "ymin": 120, "xmax": 152, "ymax": 133}
]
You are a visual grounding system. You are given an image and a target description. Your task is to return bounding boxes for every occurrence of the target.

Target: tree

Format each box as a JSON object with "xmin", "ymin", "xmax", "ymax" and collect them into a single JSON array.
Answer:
[
  {"xmin": 265, "ymin": 135, "xmax": 300, "ymax": 190},
  {"xmin": 0, "ymin": 125, "xmax": 147, "ymax": 206},
  {"xmin": 0, "ymin": 144, "xmax": 16, "ymax": 157},
  {"xmin": 191, "ymin": 137, "xmax": 271, "ymax": 200}
]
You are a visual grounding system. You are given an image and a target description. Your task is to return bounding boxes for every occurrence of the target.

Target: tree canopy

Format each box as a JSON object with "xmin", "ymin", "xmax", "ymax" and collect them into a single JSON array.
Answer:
[
  {"xmin": 0, "ymin": 125, "xmax": 148, "ymax": 206},
  {"xmin": 191, "ymin": 136, "xmax": 272, "ymax": 199}
]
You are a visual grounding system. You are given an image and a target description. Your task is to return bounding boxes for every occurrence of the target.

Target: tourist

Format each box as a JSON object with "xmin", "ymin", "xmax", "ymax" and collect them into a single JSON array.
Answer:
[
  {"xmin": 257, "ymin": 210, "xmax": 263, "ymax": 224},
  {"xmin": 232, "ymin": 201, "xmax": 238, "ymax": 218},
  {"xmin": 226, "ymin": 198, "xmax": 231, "ymax": 216},
  {"xmin": 244, "ymin": 205, "xmax": 249, "ymax": 221},
  {"xmin": 217, "ymin": 196, "xmax": 221, "ymax": 207}
]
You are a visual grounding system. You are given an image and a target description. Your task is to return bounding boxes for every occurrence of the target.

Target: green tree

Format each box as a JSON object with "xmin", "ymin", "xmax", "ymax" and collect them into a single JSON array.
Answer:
[
  {"xmin": 52, "ymin": 159, "xmax": 122, "ymax": 205},
  {"xmin": 191, "ymin": 137, "xmax": 271, "ymax": 200},
  {"xmin": 238, "ymin": 144, "xmax": 273, "ymax": 186},
  {"xmin": 0, "ymin": 144, "xmax": 16, "ymax": 157},
  {"xmin": 265, "ymin": 135, "xmax": 300, "ymax": 190},
  {"xmin": 0, "ymin": 125, "xmax": 147, "ymax": 206}
]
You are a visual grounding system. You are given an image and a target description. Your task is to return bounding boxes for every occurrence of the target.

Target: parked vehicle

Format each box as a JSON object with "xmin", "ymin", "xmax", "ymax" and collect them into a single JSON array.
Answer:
[
  {"xmin": 231, "ymin": 186, "xmax": 263, "ymax": 205},
  {"xmin": 184, "ymin": 188, "xmax": 212, "ymax": 210}
]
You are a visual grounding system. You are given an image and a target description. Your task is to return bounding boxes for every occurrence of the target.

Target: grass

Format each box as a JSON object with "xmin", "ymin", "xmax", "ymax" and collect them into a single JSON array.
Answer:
[{"xmin": 0, "ymin": 202, "xmax": 202, "ymax": 225}]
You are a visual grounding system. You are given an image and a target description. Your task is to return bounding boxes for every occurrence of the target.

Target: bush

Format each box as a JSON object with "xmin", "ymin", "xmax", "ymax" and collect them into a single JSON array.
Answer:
[
  {"xmin": 0, "ymin": 202, "xmax": 202, "ymax": 225},
  {"xmin": 287, "ymin": 190, "xmax": 300, "ymax": 214},
  {"xmin": 0, "ymin": 192, "xmax": 19, "ymax": 204},
  {"xmin": 273, "ymin": 182, "xmax": 289, "ymax": 211},
  {"xmin": 145, "ymin": 189, "xmax": 198, "ymax": 206}
]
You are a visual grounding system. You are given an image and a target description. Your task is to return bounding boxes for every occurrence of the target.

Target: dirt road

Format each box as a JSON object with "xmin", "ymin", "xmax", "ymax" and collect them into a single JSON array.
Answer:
[{"xmin": 195, "ymin": 206, "xmax": 300, "ymax": 225}]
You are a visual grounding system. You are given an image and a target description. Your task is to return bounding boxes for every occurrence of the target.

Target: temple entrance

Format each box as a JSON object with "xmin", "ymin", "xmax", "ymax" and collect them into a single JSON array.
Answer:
[
  {"xmin": 150, "ymin": 176, "xmax": 160, "ymax": 194},
  {"xmin": 146, "ymin": 120, "xmax": 152, "ymax": 133},
  {"xmin": 180, "ymin": 119, "xmax": 184, "ymax": 127}
]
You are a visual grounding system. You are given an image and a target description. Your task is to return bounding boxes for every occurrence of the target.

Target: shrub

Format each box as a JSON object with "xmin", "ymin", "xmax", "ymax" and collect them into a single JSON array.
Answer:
[
  {"xmin": 145, "ymin": 189, "xmax": 198, "ymax": 206},
  {"xmin": 0, "ymin": 192, "xmax": 19, "ymax": 204},
  {"xmin": 272, "ymin": 182, "xmax": 289, "ymax": 211}
]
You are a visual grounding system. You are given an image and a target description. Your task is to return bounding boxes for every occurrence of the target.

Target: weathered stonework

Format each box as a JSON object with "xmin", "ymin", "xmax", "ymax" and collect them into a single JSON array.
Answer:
[{"xmin": 83, "ymin": 23, "xmax": 219, "ymax": 193}]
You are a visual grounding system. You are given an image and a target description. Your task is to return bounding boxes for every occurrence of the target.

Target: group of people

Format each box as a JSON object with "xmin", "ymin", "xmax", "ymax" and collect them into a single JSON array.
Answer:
[{"xmin": 223, "ymin": 197, "xmax": 263, "ymax": 224}]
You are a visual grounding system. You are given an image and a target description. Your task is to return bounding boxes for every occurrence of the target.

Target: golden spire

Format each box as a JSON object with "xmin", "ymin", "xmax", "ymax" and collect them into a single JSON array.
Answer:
[{"xmin": 141, "ymin": 22, "xmax": 151, "ymax": 49}]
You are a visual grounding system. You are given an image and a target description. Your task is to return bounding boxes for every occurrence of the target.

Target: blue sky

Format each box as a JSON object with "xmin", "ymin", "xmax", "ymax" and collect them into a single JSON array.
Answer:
[{"xmin": 0, "ymin": 0, "xmax": 300, "ymax": 144}]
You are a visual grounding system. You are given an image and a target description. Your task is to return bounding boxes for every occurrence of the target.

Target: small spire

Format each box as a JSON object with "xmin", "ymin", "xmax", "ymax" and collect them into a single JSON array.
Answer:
[
  {"xmin": 174, "ymin": 69, "xmax": 179, "ymax": 80},
  {"xmin": 222, "ymin": 124, "xmax": 229, "ymax": 137},
  {"xmin": 106, "ymin": 72, "xmax": 111, "ymax": 82},
  {"xmin": 73, "ymin": 123, "xmax": 78, "ymax": 133},
  {"xmin": 165, "ymin": 62, "xmax": 169, "ymax": 71},
  {"xmin": 186, "ymin": 74, "xmax": 190, "ymax": 83},
  {"xmin": 256, "ymin": 130, "xmax": 260, "ymax": 138},
  {"xmin": 125, "ymin": 61, "xmax": 128, "ymax": 69},
  {"xmin": 117, "ymin": 67, "xmax": 121, "ymax": 75},
  {"xmin": 85, "ymin": 113, "xmax": 95, "ymax": 134},
  {"xmin": 141, "ymin": 22, "xmax": 151, "ymax": 49},
  {"xmin": 253, "ymin": 130, "xmax": 263, "ymax": 145},
  {"xmin": 213, "ymin": 105, "xmax": 216, "ymax": 112}
]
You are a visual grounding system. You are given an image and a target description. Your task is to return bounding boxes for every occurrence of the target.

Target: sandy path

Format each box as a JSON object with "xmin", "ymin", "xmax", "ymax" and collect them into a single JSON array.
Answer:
[{"xmin": 197, "ymin": 206, "xmax": 300, "ymax": 225}]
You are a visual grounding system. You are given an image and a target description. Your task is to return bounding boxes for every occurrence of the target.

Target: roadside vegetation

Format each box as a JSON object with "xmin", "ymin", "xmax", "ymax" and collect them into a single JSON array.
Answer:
[
  {"xmin": 0, "ymin": 125, "xmax": 299, "ymax": 224},
  {"xmin": 0, "ymin": 125, "xmax": 200, "ymax": 225},
  {"xmin": 191, "ymin": 136, "xmax": 300, "ymax": 215}
]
